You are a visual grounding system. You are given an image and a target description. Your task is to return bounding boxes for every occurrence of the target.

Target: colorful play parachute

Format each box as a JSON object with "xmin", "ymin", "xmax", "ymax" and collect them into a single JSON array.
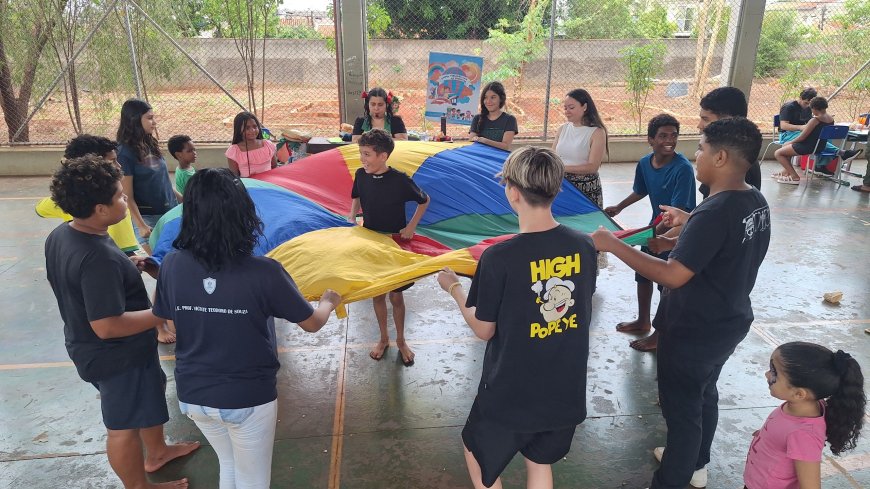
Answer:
[{"xmin": 150, "ymin": 142, "xmax": 648, "ymax": 312}]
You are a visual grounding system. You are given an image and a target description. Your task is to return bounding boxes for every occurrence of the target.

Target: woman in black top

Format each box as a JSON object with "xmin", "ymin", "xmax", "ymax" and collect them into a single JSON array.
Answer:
[
  {"xmin": 352, "ymin": 87, "xmax": 408, "ymax": 141},
  {"xmin": 469, "ymin": 81, "xmax": 518, "ymax": 151},
  {"xmin": 774, "ymin": 97, "xmax": 834, "ymax": 185}
]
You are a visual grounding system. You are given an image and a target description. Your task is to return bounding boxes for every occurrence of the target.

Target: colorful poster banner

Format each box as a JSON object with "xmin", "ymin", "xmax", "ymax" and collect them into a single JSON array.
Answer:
[{"xmin": 425, "ymin": 52, "xmax": 484, "ymax": 127}]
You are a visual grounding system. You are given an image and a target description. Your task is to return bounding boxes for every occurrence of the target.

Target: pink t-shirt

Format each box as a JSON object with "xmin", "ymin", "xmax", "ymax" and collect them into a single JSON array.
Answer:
[
  {"xmin": 744, "ymin": 402, "xmax": 826, "ymax": 489},
  {"xmin": 225, "ymin": 140, "xmax": 276, "ymax": 177}
]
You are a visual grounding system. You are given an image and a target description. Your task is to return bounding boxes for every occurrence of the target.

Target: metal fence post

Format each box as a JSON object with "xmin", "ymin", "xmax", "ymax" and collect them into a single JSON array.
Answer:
[
  {"xmin": 123, "ymin": 0, "xmax": 144, "ymax": 99},
  {"xmin": 335, "ymin": 0, "xmax": 368, "ymax": 124},
  {"xmin": 720, "ymin": 0, "xmax": 766, "ymax": 99},
  {"xmin": 542, "ymin": 0, "xmax": 557, "ymax": 142}
]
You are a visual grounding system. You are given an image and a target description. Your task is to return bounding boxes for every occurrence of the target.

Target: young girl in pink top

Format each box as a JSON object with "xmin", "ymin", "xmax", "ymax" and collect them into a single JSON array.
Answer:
[
  {"xmin": 226, "ymin": 111, "xmax": 277, "ymax": 177},
  {"xmin": 744, "ymin": 342, "xmax": 865, "ymax": 489}
]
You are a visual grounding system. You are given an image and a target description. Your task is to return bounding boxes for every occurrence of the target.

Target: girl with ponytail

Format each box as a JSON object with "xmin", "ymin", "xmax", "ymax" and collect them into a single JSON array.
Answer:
[{"xmin": 744, "ymin": 341, "xmax": 865, "ymax": 488}]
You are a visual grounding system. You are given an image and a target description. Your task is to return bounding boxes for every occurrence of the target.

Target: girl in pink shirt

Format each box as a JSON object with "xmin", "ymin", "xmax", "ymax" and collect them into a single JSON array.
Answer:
[
  {"xmin": 226, "ymin": 111, "xmax": 277, "ymax": 177},
  {"xmin": 744, "ymin": 342, "xmax": 865, "ymax": 489}
]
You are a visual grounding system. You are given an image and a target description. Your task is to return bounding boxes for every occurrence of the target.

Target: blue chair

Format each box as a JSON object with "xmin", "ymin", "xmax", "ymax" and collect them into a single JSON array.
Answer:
[
  {"xmin": 804, "ymin": 124, "xmax": 850, "ymax": 182},
  {"xmin": 762, "ymin": 115, "xmax": 783, "ymax": 161}
]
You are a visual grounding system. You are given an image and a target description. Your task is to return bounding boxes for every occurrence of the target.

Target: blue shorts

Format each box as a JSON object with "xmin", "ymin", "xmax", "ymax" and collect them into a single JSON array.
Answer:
[
  {"xmin": 91, "ymin": 352, "xmax": 169, "ymax": 430},
  {"xmin": 461, "ymin": 399, "xmax": 576, "ymax": 488}
]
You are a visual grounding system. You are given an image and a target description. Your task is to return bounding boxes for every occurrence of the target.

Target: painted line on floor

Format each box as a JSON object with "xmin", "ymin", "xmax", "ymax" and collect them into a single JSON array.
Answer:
[
  {"xmin": 824, "ymin": 453, "xmax": 867, "ymax": 488},
  {"xmin": 328, "ymin": 317, "xmax": 349, "ymax": 489},
  {"xmin": 754, "ymin": 318, "xmax": 870, "ymax": 327}
]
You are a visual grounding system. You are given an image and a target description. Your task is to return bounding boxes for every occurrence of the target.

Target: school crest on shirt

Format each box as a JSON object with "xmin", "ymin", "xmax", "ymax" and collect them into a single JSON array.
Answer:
[{"xmin": 203, "ymin": 277, "xmax": 217, "ymax": 295}]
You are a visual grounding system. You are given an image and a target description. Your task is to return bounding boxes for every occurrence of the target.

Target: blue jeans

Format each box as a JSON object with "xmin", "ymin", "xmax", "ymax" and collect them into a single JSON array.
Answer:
[{"xmin": 132, "ymin": 213, "xmax": 162, "ymax": 245}]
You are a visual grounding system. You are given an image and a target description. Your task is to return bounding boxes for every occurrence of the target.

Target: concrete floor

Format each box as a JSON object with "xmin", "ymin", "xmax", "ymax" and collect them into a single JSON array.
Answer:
[{"xmin": 1, "ymin": 161, "xmax": 868, "ymax": 488}]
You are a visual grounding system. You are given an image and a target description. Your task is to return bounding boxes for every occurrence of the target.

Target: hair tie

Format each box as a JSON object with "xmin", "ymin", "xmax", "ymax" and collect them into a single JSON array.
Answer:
[
  {"xmin": 386, "ymin": 91, "xmax": 393, "ymax": 104},
  {"xmin": 833, "ymin": 350, "xmax": 852, "ymax": 375},
  {"xmin": 361, "ymin": 91, "xmax": 368, "ymax": 100}
]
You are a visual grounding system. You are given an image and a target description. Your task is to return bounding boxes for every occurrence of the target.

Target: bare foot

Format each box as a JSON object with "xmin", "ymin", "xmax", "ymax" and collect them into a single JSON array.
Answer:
[
  {"xmin": 150, "ymin": 479, "xmax": 189, "ymax": 488},
  {"xmin": 396, "ymin": 340, "xmax": 415, "ymax": 366},
  {"xmin": 616, "ymin": 319, "xmax": 651, "ymax": 334},
  {"xmin": 629, "ymin": 331, "xmax": 659, "ymax": 352},
  {"xmin": 369, "ymin": 339, "xmax": 389, "ymax": 361},
  {"xmin": 157, "ymin": 324, "xmax": 176, "ymax": 344},
  {"xmin": 144, "ymin": 441, "xmax": 200, "ymax": 473}
]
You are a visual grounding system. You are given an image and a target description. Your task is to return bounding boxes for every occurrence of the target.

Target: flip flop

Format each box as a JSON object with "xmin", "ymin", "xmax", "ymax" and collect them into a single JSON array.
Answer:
[
  {"xmin": 852, "ymin": 185, "xmax": 870, "ymax": 193},
  {"xmin": 775, "ymin": 176, "xmax": 801, "ymax": 185}
]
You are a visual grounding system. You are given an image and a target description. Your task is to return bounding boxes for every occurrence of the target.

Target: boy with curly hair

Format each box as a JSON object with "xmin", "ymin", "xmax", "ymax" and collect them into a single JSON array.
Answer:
[{"xmin": 45, "ymin": 155, "xmax": 198, "ymax": 489}]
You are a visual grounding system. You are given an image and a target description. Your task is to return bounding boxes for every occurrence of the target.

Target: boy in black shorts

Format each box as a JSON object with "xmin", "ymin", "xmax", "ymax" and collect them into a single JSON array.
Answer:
[
  {"xmin": 45, "ymin": 155, "xmax": 198, "ymax": 488},
  {"xmin": 592, "ymin": 118, "xmax": 770, "ymax": 489},
  {"xmin": 348, "ymin": 129, "xmax": 430, "ymax": 366},
  {"xmin": 438, "ymin": 146, "xmax": 596, "ymax": 488}
]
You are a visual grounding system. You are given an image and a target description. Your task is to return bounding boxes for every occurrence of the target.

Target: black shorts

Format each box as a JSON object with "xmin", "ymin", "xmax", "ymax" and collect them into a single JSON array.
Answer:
[
  {"xmin": 391, "ymin": 282, "xmax": 414, "ymax": 293},
  {"xmin": 91, "ymin": 352, "xmax": 169, "ymax": 430},
  {"xmin": 791, "ymin": 141, "xmax": 817, "ymax": 155},
  {"xmin": 635, "ymin": 246, "xmax": 669, "ymax": 288},
  {"xmin": 461, "ymin": 399, "xmax": 576, "ymax": 488}
]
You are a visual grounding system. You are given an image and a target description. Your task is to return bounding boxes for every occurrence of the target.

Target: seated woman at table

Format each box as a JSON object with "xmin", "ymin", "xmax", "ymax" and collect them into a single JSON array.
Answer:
[
  {"xmin": 469, "ymin": 81, "xmax": 518, "ymax": 151},
  {"xmin": 226, "ymin": 111, "xmax": 277, "ymax": 177},
  {"xmin": 352, "ymin": 88, "xmax": 407, "ymax": 142},
  {"xmin": 773, "ymin": 96, "xmax": 834, "ymax": 185}
]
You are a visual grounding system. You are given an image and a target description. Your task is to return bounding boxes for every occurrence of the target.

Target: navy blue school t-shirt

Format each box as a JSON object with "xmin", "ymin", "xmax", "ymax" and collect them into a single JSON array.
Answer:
[
  {"xmin": 653, "ymin": 189, "xmax": 770, "ymax": 362},
  {"xmin": 153, "ymin": 251, "xmax": 314, "ymax": 409},
  {"xmin": 633, "ymin": 152, "xmax": 697, "ymax": 223},
  {"xmin": 351, "ymin": 167, "xmax": 428, "ymax": 233},
  {"xmin": 117, "ymin": 144, "xmax": 178, "ymax": 216},
  {"xmin": 466, "ymin": 225, "xmax": 596, "ymax": 433},
  {"xmin": 45, "ymin": 223, "xmax": 156, "ymax": 382}
]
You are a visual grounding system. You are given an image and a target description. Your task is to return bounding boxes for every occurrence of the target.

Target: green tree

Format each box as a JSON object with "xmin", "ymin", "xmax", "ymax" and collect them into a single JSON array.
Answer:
[
  {"xmin": 755, "ymin": 10, "xmax": 810, "ymax": 77},
  {"xmin": 635, "ymin": 2, "xmax": 677, "ymax": 39},
  {"xmin": 484, "ymin": 0, "xmax": 550, "ymax": 96},
  {"xmin": 563, "ymin": 0, "xmax": 635, "ymax": 39},
  {"xmin": 379, "ymin": 0, "xmax": 523, "ymax": 39},
  {"xmin": 275, "ymin": 25, "xmax": 322, "ymax": 39},
  {"xmin": 0, "ymin": 0, "xmax": 66, "ymax": 142},
  {"xmin": 621, "ymin": 41, "xmax": 666, "ymax": 133}
]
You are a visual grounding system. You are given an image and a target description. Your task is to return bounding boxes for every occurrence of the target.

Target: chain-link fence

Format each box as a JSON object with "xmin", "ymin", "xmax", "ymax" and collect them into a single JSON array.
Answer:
[
  {"xmin": 749, "ymin": 0, "xmax": 869, "ymax": 133},
  {"xmin": 0, "ymin": 0, "xmax": 340, "ymax": 145},
  {"xmin": 1, "ymin": 0, "xmax": 866, "ymax": 146},
  {"xmin": 368, "ymin": 0, "xmax": 740, "ymax": 140}
]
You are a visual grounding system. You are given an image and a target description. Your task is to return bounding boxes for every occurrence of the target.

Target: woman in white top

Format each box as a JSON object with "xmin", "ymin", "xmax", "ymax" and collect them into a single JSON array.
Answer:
[
  {"xmin": 225, "ymin": 111, "xmax": 277, "ymax": 177},
  {"xmin": 552, "ymin": 88, "xmax": 608, "ymax": 208}
]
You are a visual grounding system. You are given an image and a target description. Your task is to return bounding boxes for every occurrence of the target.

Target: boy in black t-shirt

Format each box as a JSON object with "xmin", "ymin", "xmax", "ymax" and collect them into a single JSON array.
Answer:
[
  {"xmin": 44, "ymin": 156, "xmax": 198, "ymax": 488},
  {"xmin": 438, "ymin": 146, "xmax": 596, "ymax": 488},
  {"xmin": 349, "ymin": 129, "xmax": 430, "ymax": 366},
  {"xmin": 593, "ymin": 118, "xmax": 770, "ymax": 489}
]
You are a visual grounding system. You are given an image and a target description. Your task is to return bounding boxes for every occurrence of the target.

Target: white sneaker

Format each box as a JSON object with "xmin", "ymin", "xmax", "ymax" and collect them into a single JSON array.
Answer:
[{"xmin": 653, "ymin": 447, "xmax": 708, "ymax": 488}]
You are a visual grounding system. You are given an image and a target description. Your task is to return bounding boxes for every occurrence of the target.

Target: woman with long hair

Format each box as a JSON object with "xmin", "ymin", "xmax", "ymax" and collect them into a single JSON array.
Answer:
[
  {"xmin": 552, "ymin": 88, "xmax": 608, "ymax": 209},
  {"xmin": 469, "ymin": 81, "xmax": 518, "ymax": 151},
  {"xmin": 351, "ymin": 87, "xmax": 408, "ymax": 141},
  {"xmin": 116, "ymin": 98, "xmax": 180, "ymax": 246},
  {"xmin": 153, "ymin": 168, "xmax": 341, "ymax": 488},
  {"xmin": 225, "ymin": 111, "xmax": 277, "ymax": 177}
]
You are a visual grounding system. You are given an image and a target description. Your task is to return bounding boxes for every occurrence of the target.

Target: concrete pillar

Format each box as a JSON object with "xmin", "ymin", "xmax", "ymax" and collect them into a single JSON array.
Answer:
[
  {"xmin": 720, "ymin": 0, "xmax": 766, "ymax": 99},
  {"xmin": 334, "ymin": 0, "xmax": 368, "ymax": 124}
]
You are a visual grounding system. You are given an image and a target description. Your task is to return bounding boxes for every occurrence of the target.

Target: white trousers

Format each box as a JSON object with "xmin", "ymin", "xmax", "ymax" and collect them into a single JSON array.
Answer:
[{"xmin": 181, "ymin": 399, "xmax": 278, "ymax": 489}]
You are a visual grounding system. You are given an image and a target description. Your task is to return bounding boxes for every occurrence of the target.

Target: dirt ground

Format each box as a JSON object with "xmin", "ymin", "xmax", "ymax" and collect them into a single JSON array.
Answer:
[{"xmin": 2, "ymin": 81, "xmax": 864, "ymax": 145}]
